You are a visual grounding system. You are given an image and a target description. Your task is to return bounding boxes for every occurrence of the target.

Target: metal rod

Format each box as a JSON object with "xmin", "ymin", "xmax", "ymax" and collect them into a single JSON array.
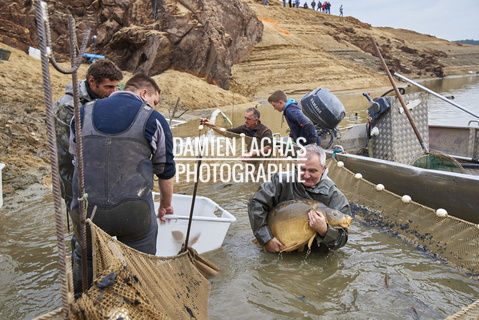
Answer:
[
  {"xmin": 371, "ymin": 36, "xmax": 429, "ymax": 154},
  {"xmin": 394, "ymin": 72, "xmax": 479, "ymax": 121},
  {"xmin": 181, "ymin": 127, "xmax": 204, "ymax": 253},
  {"xmin": 450, "ymin": 154, "xmax": 479, "ymax": 163}
]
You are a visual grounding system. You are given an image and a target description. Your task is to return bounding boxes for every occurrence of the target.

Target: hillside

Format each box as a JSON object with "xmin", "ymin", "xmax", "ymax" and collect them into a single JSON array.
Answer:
[
  {"xmin": 1, "ymin": 0, "xmax": 479, "ymax": 207},
  {"xmin": 232, "ymin": 0, "xmax": 479, "ymax": 99}
]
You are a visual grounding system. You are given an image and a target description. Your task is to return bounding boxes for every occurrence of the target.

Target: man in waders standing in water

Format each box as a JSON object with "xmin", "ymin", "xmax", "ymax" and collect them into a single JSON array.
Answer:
[{"xmin": 69, "ymin": 73, "xmax": 176, "ymax": 294}]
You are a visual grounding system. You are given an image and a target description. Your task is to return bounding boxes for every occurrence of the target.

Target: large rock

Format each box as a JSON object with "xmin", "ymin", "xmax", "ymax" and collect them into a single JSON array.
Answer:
[{"xmin": 0, "ymin": 0, "xmax": 263, "ymax": 89}]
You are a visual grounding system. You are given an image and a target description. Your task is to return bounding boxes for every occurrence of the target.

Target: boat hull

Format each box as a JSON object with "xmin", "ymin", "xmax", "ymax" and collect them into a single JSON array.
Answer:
[{"xmin": 327, "ymin": 151, "xmax": 479, "ymax": 223}]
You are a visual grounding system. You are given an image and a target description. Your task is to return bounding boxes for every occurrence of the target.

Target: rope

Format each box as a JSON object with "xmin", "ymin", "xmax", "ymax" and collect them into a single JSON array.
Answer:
[
  {"xmin": 32, "ymin": 308, "xmax": 62, "ymax": 320},
  {"xmin": 34, "ymin": 1, "xmax": 70, "ymax": 318},
  {"xmin": 445, "ymin": 299, "xmax": 479, "ymax": 319},
  {"xmin": 42, "ymin": 13, "xmax": 91, "ymax": 291},
  {"xmin": 34, "ymin": 0, "xmax": 92, "ymax": 315}
]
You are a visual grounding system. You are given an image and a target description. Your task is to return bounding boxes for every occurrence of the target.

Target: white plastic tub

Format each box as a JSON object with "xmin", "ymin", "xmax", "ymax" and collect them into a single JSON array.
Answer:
[
  {"xmin": 153, "ymin": 193, "xmax": 236, "ymax": 256},
  {"xmin": 0, "ymin": 163, "xmax": 4, "ymax": 208}
]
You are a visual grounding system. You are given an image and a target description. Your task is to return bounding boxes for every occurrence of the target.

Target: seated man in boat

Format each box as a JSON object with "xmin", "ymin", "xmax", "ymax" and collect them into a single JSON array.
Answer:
[
  {"xmin": 268, "ymin": 90, "xmax": 320, "ymax": 146},
  {"xmin": 248, "ymin": 144, "xmax": 350, "ymax": 253},
  {"xmin": 69, "ymin": 73, "xmax": 176, "ymax": 294},
  {"xmin": 200, "ymin": 107, "xmax": 273, "ymax": 158}
]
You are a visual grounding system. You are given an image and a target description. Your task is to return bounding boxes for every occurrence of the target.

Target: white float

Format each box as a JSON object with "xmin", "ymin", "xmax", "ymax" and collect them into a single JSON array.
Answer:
[
  {"xmin": 401, "ymin": 195, "xmax": 412, "ymax": 203},
  {"xmin": 435, "ymin": 208, "xmax": 448, "ymax": 218}
]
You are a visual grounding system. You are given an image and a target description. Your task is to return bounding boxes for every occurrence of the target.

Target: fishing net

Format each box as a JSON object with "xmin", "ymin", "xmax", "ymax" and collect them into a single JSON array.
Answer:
[
  {"xmin": 34, "ymin": 220, "xmax": 218, "ymax": 320},
  {"xmin": 327, "ymin": 157, "xmax": 479, "ymax": 274},
  {"xmin": 445, "ymin": 299, "xmax": 479, "ymax": 320},
  {"xmin": 410, "ymin": 151, "xmax": 466, "ymax": 173},
  {"xmin": 326, "ymin": 158, "xmax": 479, "ymax": 319}
]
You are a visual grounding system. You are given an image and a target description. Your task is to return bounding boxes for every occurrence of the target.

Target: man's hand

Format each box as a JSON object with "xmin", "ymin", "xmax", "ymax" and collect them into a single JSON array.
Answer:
[
  {"xmin": 199, "ymin": 118, "xmax": 215, "ymax": 128},
  {"xmin": 308, "ymin": 209, "xmax": 328, "ymax": 236},
  {"xmin": 264, "ymin": 237, "xmax": 286, "ymax": 253},
  {"xmin": 158, "ymin": 204, "xmax": 173, "ymax": 223},
  {"xmin": 157, "ymin": 177, "xmax": 174, "ymax": 223},
  {"xmin": 241, "ymin": 150, "xmax": 257, "ymax": 159}
]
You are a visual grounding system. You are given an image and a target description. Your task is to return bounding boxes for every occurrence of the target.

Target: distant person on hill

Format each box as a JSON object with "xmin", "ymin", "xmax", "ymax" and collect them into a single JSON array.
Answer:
[
  {"xmin": 317, "ymin": 1, "xmax": 322, "ymax": 11},
  {"xmin": 295, "ymin": 0, "xmax": 300, "ymax": 8},
  {"xmin": 339, "ymin": 4, "xmax": 343, "ymax": 16},
  {"xmin": 311, "ymin": 0, "xmax": 316, "ymax": 10},
  {"xmin": 303, "ymin": 2, "xmax": 308, "ymax": 8},
  {"xmin": 282, "ymin": 0, "xmax": 286, "ymax": 7},
  {"xmin": 53, "ymin": 59, "xmax": 123, "ymax": 213},
  {"xmin": 326, "ymin": 1, "xmax": 331, "ymax": 13},
  {"xmin": 263, "ymin": 0, "xmax": 268, "ymax": 5},
  {"xmin": 268, "ymin": 90, "xmax": 320, "ymax": 146},
  {"xmin": 289, "ymin": 0, "xmax": 292, "ymax": 7}
]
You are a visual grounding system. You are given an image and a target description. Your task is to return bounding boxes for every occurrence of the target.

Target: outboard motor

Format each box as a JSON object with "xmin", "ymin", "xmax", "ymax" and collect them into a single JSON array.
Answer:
[
  {"xmin": 363, "ymin": 92, "xmax": 391, "ymax": 123},
  {"xmin": 362, "ymin": 87, "xmax": 406, "ymax": 143},
  {"xmin": 300, "ymin": 88, "xmax": 346, "ymax": 148},
  {"xmin": 363, "ymin": 87, "xmax": 405, "ymax": 123}
]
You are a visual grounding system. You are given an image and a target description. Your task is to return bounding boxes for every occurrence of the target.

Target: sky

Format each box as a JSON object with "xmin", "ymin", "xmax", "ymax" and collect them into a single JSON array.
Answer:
[{"xmin": 296, "ymin": 0, "xmax": 478, "ymax": 41}]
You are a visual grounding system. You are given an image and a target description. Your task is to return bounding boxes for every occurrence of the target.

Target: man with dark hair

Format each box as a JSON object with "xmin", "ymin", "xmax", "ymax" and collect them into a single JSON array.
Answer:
[
  {"xmin": 268, "ymin": 90, "xmax": 320, "ymax": 146},
  {"xmin": 69, "ymin": 73, "xmax": 176, "ymax": 294},
  {"xmin": 53, "ymin": 59, "xmax": 123, "ymax": 210},
  {"xmin": 200, "ymin": 107, "xmax": 273, "ymax": 157}
]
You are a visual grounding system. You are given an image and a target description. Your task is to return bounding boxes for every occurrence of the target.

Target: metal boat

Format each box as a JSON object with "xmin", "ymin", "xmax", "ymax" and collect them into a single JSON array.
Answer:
[{"xmin": 305, "ymin": 86, "xmax": 479, "ymax": 223}]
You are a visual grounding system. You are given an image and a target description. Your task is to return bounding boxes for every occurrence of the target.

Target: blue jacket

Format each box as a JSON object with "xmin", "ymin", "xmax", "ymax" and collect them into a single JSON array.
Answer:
[{"xmin": 283, "ymin": 99, "xmax": 320, "ymax": 145}]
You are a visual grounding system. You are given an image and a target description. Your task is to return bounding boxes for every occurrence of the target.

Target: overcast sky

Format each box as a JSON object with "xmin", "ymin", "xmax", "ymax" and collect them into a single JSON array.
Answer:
[{"xmin": 297, "ymin": 0, "xmax": 478, "ymax": 41}]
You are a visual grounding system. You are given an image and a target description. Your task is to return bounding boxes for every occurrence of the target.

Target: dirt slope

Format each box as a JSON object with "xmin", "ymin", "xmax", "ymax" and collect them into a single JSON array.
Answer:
[{"xmin": 231, "ymin": 1, "xmax": 479, "ymax": 99}]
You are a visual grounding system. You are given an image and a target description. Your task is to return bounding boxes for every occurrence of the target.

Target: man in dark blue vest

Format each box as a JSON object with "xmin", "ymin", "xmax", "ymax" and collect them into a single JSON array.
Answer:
[{"xmin": 69, "ymin": 73, "xmax": 175, "ymax": 294}]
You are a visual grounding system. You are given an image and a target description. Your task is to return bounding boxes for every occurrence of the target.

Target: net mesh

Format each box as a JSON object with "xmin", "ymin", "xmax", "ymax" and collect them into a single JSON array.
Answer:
[
  {"xmin": 326, "ymin": 157, "xmax": 479, "ymax": 319},
  {"xmin": 327, "ymin": 158, "xmax": 479, "ymax": 274},
  {"xmin": 411, "ymin": 151, "xmax": 467, "ymax": 173},
  {"xmin": 34, "ymin": 220, "xmax": 218, "ymax": 320}
]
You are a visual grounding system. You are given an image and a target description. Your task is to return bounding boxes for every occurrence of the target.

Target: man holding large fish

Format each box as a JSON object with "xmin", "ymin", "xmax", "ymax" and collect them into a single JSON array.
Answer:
[{"xmin": 248, "ymin": 145, "xmax": 352, "ymax": 253}]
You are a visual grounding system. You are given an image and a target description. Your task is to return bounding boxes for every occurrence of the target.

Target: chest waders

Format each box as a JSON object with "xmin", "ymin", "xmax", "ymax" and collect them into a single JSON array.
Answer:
[{"xmin": 71, "ymin": 101, "xmax": 158, "ymax": 293}]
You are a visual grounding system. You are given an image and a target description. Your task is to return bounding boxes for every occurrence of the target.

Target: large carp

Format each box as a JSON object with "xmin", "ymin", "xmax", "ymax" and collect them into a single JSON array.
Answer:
[{"xmin": 267, "ymin": 199, "xmax": 353, "ymax": 252}]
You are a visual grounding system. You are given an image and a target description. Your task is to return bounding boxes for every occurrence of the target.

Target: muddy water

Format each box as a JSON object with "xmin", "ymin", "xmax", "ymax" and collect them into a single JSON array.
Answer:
[
  {"xmin": 2, "ymin": 75, "xmax": 479, "ymax": 319},
  {"xmin": 2, "ymin": 183, "xmax": 479, "ymax": 319}
]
